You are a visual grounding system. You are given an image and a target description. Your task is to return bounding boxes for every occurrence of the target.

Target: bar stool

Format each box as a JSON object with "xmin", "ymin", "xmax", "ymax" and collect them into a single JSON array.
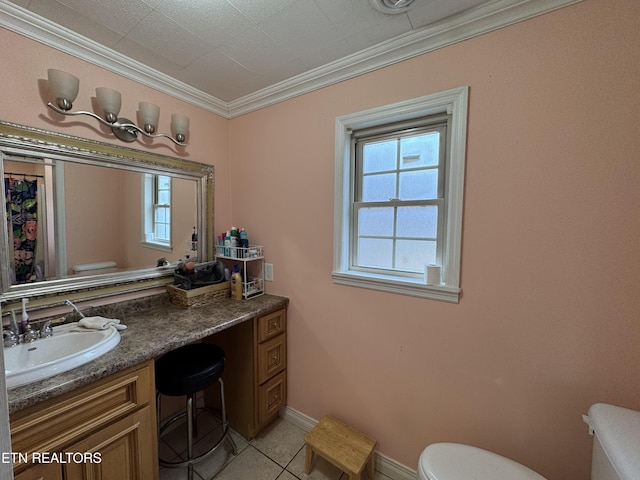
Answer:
[{"xmin": 155, "ymin": 343, "xmax": 237, "ymax": 479}]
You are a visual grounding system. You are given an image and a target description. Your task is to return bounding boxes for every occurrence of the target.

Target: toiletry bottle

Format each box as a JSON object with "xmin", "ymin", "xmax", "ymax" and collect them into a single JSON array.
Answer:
[
  {"xmin": 230, "ymin": 227, "xmax": 238, "ymax": 258},
  {"xmin": 239, "ymin": 228, "xmax": 249, "ymax": 257},
  {"xmin": 224, "ymin": 231, "xmax": 231, "ymax": 256},
  {"xmin": 191, "ymin": 226, "xmax": 197, "ymax": 250},
  {"xmin": 20, "ymin": 298, "xmax": 29, "ymax": 334},
  {"xmin": 231, "ymin": 265, "xmax": 243, "ymax": 300},
  {"xmin": 219, "ymin": 232, "xmax": 226, "ymax": 254}
]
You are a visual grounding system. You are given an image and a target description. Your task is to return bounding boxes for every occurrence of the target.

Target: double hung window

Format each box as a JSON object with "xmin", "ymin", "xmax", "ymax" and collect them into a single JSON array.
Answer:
[
  {"xmin": 333, "ymin": 87, "xmax": 468, "ymax": 302},
  {"xmin": 353, "ymin": 117, "xmax": 447, "ymax": 276},
  {"xmin": 143, "ymin": 174, "xmax": 172, "ymax": 250}
]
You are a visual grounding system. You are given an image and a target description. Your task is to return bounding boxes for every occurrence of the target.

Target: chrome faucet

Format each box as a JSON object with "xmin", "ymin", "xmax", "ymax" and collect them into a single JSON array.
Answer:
[
  {"xmin": 63, "ymin": 299, "xmax": 85, "ymax": 319},
  {"xmin": 3, "ymin": 327, "xmax": 19, "ymax": 347},
  {"xmin": 22, "ymin": 324, "xmax": 39, "ymax": 343},
  {"xmin": 39, "ymin": 320, "xmax": 54, "ymax": 338}
]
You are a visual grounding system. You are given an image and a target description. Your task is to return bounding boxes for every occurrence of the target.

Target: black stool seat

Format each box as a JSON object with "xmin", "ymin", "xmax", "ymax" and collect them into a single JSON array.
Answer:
[
  {"xmin": 156, "ymin": 343, "xmax": 225, "ymax": 396},
  {"xmin": 155, "ymin": 342, "xmax": 237, "ymax": 479}
]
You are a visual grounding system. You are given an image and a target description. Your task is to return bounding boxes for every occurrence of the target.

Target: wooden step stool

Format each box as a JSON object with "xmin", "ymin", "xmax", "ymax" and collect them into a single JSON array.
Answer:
[{"xmin": 305, "ymin": 416, "xmax": 377, "ymax": 480}]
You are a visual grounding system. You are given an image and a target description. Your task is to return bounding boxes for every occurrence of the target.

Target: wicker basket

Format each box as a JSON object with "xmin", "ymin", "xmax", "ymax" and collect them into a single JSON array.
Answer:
[{"xmin": 167, "ymin": 281, "xmax": 230, "ymax": 308}]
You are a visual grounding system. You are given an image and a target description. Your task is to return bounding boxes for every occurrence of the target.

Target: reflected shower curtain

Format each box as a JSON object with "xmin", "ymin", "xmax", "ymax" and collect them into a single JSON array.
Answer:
[{"xmin": 4, "ymin": 177, "xmax": 38, "ymax": 283}]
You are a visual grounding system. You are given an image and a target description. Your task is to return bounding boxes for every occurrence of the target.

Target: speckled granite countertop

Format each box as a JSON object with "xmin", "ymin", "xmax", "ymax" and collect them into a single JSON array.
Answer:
[{"xmin": 7, "ymin": 293, "xmax": 288, "ymax": 415}]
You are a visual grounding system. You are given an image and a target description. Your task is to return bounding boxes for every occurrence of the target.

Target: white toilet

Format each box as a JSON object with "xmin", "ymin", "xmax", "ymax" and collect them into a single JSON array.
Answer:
[
  {"xmin": 585, "ymin": 403, "xmax": 640, "ymax": 480},
  {"xmin": 418, "ymin": 403, "xmax": 640, "ymax": 480},
  {"xmin": 418, "ymin": 443, "xmax": 546, "ymax": 480}
]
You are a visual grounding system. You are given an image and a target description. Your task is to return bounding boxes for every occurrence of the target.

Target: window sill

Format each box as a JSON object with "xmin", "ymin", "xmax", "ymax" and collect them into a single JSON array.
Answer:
[
  {"xmin": 141, "ymin": 241, "xmax": 172, "ymax": 253},
  {"xmin": 332, "ymin": 270, "xmax": 460, "ymax": 303}
]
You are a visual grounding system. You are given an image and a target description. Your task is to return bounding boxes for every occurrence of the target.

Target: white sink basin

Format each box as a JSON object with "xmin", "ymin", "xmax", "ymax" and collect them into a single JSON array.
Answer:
[{"xmin": 4, "ymin": 322, "xmax": 120, "ymax": 389}]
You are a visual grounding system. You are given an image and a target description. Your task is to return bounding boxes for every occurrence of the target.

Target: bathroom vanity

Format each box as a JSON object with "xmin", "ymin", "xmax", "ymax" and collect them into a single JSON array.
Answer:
[
  {"xmin": 0, "ymin": 122, "xmax": 290, "ymax": 479},
  {"xmin": 7, "ymin": 293, "xmax": 288, "ymax": 479},
  {"xmin": 11, "ymin": 361, "xmax": 156, "ymax": 480},
  {"xmin": 205, "ymin": 307, "xmax": 287, "ymax": 440}
]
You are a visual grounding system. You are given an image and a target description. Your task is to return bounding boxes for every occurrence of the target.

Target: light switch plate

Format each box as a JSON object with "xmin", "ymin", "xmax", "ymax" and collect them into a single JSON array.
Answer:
[{"xmin": 265, "ymin": 263, "xmax": 274, "ymax": 281}]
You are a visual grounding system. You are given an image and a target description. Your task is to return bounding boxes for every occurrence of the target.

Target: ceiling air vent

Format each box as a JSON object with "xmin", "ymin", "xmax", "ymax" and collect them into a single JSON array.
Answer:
[{"xmin": 369, "ymin": 0, "xmax": 416, "ymax": 14}]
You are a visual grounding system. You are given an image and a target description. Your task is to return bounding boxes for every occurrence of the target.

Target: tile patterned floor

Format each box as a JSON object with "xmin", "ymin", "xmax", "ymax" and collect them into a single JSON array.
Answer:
[{"xmin": 159, "ymin": 412, "xmax": 392, "ymax": 480}]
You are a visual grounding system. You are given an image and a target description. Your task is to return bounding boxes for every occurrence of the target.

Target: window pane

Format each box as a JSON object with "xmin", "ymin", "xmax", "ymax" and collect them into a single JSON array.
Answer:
[
  {"xmin": 363, "ymin": 140, "xmax": 396, "ymax": 173},
  {"xmin": 395, "ymin": 239, "xmax": 436, "ymax": 272},
  {"xmin": 157, "ymin": 191, "xmax": 170, "ymax": 205},
  {"xmin": 155, "ymin": 208, "xmax": 166, "ymax": 223},
  {"xmin": 155, "ymin": 224, "xmax": 168, "ymax": 241},
  {"xmin": 399, "ymin": 169, "xmax": 437, "ymax": 200},
  {"xmin": 362, "ymin": 173, "xmax": 396, "ymax": 202},
  {"xmin": 397, "ymin": 206, "xmax": 438, "ymax": 238},
  {"xmin": 357, "ymin": 238, "xmax": 393, "ymax": 269},
  {"xmin": 400, "ymin": 132, "xmax": 440, "ymax": 168},
  {"xmin": 158, "ymin": 175, "xmax": 171, "ymax": 189},
  {"xmin": 358, "ymin": 207, "xmax": 394, "ymax": 236}
]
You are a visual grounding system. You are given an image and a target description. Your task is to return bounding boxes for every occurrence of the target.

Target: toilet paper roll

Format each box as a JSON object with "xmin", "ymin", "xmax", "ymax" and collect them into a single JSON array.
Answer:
[{"xmin": 425, "ymin": 264, "xmax": 442, "ymax": 285}]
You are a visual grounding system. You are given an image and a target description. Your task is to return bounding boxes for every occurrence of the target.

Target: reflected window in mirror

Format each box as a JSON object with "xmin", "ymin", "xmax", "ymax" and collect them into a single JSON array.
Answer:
[{"xmin": 143, "ymin": 174, "xmax": 172, "ymax": 251}]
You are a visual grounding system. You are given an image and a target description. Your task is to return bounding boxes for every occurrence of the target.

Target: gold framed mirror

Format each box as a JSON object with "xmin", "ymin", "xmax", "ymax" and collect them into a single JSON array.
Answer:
[{"xmin": 0, "ymin": 121, "xmax": 214, "ymax": 308}]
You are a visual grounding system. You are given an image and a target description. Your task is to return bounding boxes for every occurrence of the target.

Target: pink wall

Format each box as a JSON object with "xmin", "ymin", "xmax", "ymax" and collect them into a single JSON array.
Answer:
[
  {"xmin": 0, "ymin": 27, "xmax": 232, "ymax": 232},
  {"xmin": 64, "ymin": 163, "xmax": 126, "ymax": 272},
  {"xmin": 228, "ymin": 1, "xmax": 640, "ymax": 479},
  {"xmin": 2, "ymin": 0, "xmax": 639, "ymax": 478}
]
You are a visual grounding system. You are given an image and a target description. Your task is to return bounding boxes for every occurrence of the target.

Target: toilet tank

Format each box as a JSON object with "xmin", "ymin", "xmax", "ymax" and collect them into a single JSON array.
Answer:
[{"xmin": 586, "ymin": 403, "xmax": 640, "ymax": 480}]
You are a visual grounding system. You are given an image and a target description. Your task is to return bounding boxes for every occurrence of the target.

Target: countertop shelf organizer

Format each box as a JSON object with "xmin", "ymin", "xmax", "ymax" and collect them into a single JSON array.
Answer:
[{"xmin": 215, "ymin": 245, "xmax": 265, "ymax": 299}]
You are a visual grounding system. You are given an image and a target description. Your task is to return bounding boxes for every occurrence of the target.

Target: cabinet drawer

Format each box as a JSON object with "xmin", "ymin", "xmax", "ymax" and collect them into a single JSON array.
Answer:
[
  {"xmin": 257, "ymin": 333, "xmax": 286, "ymax": 385},
  {"xmin": 14, "ymin": 462, "xmax": 62, "ymax": 480},
  {"xmin": 258, "ymin": 371, "xmax": 286, "ymax": 425},
  {"xmin": 257, "ymin": 309, "xmax": 286, "ymax": 343},
  {"xmin": 11, "ymin": 361, "xmax": 154, "ymax": 457},
  {"xmin": 63, "ymin": 405, "xmax": 157, "ymax": 480}
]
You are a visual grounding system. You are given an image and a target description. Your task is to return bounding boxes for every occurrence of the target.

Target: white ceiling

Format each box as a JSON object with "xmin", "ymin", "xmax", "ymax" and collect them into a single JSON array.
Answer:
[{"xmin": 1, "ymin": 0, "xmax": 580, "ymax": 117}]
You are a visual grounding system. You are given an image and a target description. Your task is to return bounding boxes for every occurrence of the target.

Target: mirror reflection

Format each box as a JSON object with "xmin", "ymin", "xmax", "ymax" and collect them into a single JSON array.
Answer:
[
  {"xmin": 0, "ymin": 121, "xmax": 214, "ymax": 303},
  {"xmin": 3, "ymin": 157, "xmax": 198, "ymax": 284}
]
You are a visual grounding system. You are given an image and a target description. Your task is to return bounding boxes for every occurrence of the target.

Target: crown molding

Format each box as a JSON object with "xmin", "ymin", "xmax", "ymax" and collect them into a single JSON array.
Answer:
[
  {"xmin": 0, "ymin": 1, "xmax": 229, "ymax": 118},
  {"xmin": 227, "ymin": 0, "xmax": 582, "ymax": 117},
  {"xmin": 1, "ymin": 0, "xmax": 582, "ymax": 119}
]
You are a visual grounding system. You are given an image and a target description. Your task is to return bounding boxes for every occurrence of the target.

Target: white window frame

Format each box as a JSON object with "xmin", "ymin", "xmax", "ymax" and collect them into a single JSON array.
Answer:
[
  {"xmin": 333, "ymin": 87, "xmax": 468, "ymax": 303},
  {"xmin": 142, "ymin": 173, "xmax": 172, "ymax": 252}
]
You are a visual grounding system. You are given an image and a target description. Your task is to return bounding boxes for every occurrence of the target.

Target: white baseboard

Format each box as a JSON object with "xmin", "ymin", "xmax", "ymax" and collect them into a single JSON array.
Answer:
[{"xmin": 280, "ymin": 406, "xmax": 418, "ymax": 480}]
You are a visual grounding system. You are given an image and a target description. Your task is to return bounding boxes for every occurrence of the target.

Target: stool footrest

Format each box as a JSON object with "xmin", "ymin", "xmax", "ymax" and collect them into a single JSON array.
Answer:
[
  {"xmin": 155, "ymin": 358, "xmax": 238, "ymax": 480},
  {"xmin": 158, "ymin": 407, "xmax": 237, "ymax": 468},
  {"xmin": 305, "ymin": 416, "xmax": 376, "ymax": 480}
]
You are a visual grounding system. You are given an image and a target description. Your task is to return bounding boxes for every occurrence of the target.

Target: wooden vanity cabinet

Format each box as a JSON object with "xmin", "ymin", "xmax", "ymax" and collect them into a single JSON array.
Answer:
[
  {"xmin": 206, "ymin": 307, "xmax": 287, "ymax": 440},
  {"xmin": 10, "ymin": 360, "xmax": 158, "ymax": 480},
  {"xmin": 14, "ymin": 462, "xmax": 62, "ymax": 480}
]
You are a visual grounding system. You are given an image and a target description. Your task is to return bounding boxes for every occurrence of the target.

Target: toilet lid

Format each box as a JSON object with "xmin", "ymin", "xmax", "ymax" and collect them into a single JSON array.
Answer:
[{"xmin": 419, "ymin": 443, "xmax": 547, "ymax": 480}]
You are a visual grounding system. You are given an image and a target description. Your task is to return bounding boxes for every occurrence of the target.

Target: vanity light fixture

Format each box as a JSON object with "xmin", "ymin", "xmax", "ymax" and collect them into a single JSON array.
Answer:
[{"xmin": 46, "ymin": 69, "xmax": 190, "ymax": 146}]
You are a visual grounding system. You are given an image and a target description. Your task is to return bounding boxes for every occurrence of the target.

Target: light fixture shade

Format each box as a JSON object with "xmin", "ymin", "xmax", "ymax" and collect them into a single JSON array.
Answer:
[
  {"xmin": 171, "ymin": 114, "xmax": 189, "ymax": 135},
  {"xmin": 139, "ymin": 102, "xmax": 160, "ymax": 133},
  {"xmin": 44, "ymin": 71, "xmax": 190, "ymax": 146},
  {"xmin": 96, "ymin": 87, "xmax": 122, "ymax": 120},
  {"xmin": 47, "ymin": 69, "xmax": 79, "ymax": 108}
]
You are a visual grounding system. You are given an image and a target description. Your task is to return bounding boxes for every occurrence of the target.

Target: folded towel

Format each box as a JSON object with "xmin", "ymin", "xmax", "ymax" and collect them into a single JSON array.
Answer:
[{"xmin": 78, "ymin": 316, "xmax": 127, "ymax": 331}]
